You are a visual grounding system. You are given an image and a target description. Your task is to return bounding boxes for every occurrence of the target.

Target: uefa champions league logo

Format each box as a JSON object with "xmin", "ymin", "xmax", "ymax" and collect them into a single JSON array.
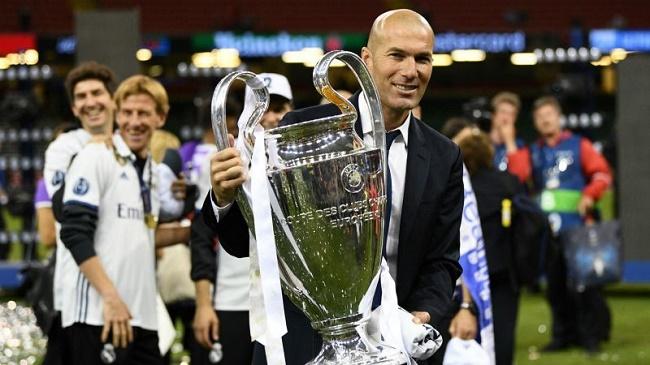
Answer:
[{"xmin": 341, "ymin": 163, "xmax": 364, "ymax": 193}]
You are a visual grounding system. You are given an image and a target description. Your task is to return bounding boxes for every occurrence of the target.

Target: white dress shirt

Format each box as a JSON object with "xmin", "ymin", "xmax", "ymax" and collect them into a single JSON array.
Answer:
[{"xmin": 358, "ymin": 92, "xmax": 410, "ymax": 278}]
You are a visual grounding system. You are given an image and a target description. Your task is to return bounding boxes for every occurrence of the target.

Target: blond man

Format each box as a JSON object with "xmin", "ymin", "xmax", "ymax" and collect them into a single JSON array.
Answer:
[{"xmin": 60, "ymin": 75, "xmax": 171, "ymax": 365}]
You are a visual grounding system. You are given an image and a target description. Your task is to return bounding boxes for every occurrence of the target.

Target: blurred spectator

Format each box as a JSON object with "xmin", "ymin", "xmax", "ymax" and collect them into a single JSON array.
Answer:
[
  {"xmin": 436, "ymin": 117, "xmax": 495, "ymax": 364},
  {"xmin": 151, "ymin": 130, "xmax": 181, "ymax": 163},
  {"xmin": 41, "ymin": 61, "xmax": 117, "ymax": 365},
  {"xmin": 150, "ymin": 130, "xmax": 209, "ymax": 365},
  {"xmin": 516, "ymin": 96, "xmax": 612, "ymax": 354},
  {"xmin": 35, "ymin": 122, "xmax": 77, "ymax": 250},
  {"xmin": 34, "ymin": 177, "xmax": 55, "ymax": 249},
  {"xmin": 441, "ymin": 117, "xmax": 474, "ymax": 143},
  {"xmin": 457, "ymin": 129, "xmax": 523, "ymax": 365},
  {"xmin": 490, "ymin": 92, "xmax": 530, "ymax": 182},
  {"xmin": 257, "ymin": 73, "xmax": 294, "ymax": 129},
  {"xmin": 179, "ymin": 96, "xmax": 242, "ymax": 180}
]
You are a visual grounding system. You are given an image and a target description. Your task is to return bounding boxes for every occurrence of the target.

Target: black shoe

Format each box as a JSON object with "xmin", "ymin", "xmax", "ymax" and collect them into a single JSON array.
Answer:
[{"xmin": 541, "ymin": 340, "xmax": 571, "ymax": 352}]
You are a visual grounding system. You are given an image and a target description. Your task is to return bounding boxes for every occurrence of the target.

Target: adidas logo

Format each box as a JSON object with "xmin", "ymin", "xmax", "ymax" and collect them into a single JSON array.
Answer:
[{"xmin": 120, "ymin": 172, "xmax": 128, "ymax": 180}]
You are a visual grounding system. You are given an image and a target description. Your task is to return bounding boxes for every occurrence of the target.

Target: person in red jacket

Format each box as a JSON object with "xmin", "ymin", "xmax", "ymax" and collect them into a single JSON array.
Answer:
[{"xmin": 513, "ymin": 96, "xmax": 612, "ymax": 354}]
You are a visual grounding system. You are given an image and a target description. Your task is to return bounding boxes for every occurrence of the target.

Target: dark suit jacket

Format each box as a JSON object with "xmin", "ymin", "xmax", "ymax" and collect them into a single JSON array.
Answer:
[{"xmin": 201, "ymin": 93, "xmax": 463, "ymax": 363}]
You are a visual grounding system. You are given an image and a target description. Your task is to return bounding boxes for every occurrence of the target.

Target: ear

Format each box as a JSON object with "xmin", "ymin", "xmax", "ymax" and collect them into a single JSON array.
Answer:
[{"xmin": 361, "ymin": 47, "xmax": 373, "ymax": 70}]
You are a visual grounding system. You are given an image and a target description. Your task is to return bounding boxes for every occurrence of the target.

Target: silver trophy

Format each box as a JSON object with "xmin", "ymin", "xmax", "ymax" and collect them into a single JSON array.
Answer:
[{"xmin": 211, "ymin": 51, "xmax": 404, "ymax": 364}]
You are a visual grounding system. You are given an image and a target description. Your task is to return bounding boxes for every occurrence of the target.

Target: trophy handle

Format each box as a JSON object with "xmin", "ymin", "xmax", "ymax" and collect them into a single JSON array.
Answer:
[
  {"xmin": 210, "ymin": 71, "xmax": 269, "ymax": 154},
  {"xmin": 313, "ymin": 50, "xmax": 386, "ymax": 150}
]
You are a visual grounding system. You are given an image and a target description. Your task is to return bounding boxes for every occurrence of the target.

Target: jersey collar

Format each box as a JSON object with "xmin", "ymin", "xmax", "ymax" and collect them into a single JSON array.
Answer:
[{"xmin": 112, "ymin": 132, "xmax": 136, "ymax": 162}]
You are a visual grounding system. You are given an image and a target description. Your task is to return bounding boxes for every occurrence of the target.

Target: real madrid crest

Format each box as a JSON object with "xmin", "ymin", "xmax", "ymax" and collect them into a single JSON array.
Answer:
[
  {"xmin": 340, "ymin": 163, "xmax": 365, "ymax": 193},
  {"xmin": 73, "ymin": 177, "xmax": 90, "ymax": 195}
]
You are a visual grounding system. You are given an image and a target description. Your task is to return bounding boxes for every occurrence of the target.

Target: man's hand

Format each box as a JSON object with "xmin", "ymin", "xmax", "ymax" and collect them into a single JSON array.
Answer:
[
  {"xmin": 193, "ymin": 304, "xmax": 219, "ymax": 349},
  {"xmin": 101, "ymin": 292, "xmax": 133, "ymax": 348},
  {"xmin": 577, "ymin": 194, "xmax": 595, "ymax": 217},
  {"xmin": 448, "ymin": 308, "xmax": 477, "ymax": 340},
  {"xmin": 411, "ymin": 311, "xmax": 431, "ymax": 324},
  {"xmin": 210, "ymin": 134, "xmax": 246, "ymax": 207},
  {"xmin": 498, "ymin": 122, "xmax": 517, "ymax": 153}
]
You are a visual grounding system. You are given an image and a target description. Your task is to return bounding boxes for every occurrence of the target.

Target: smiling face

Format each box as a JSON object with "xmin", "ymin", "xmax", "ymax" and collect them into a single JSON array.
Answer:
[
  {"xmin": 116, "ymin": 93, "xmax": 166, "ymax": 158},
  {"xmin": 71, "ymin": 79, "xmax": 115, "ymax": 135},
  {"xmin": 362, "ymin": 10, "xmax": 433, "ymax": 127}
]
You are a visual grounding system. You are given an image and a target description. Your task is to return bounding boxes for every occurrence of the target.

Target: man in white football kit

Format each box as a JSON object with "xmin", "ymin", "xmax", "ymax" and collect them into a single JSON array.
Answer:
[
  {"xmin": 60, "ymin": 75, "xmax": 171, "ymax": 365},
  {"xmin": 42, "ymin": 61, "xmax": 117, "ymax": 365}
]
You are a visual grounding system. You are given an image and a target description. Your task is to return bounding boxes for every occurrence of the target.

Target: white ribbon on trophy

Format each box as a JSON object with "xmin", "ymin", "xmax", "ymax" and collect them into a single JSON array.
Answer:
[{"xmin": 237, "ymin": 93, "xmax": 287, "ymax": 365}]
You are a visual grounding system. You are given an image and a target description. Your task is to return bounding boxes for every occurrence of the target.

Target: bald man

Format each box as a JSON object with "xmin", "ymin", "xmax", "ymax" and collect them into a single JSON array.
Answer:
[{"xmin": 201, "ymin": 9, "xmax": 463, "ymax": 364}]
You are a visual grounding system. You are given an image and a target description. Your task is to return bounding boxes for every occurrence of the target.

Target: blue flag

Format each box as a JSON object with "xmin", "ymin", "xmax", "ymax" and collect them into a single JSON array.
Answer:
[{"xmin": 458, "ymin": 165, "xmax": 495, "ymax": 364}]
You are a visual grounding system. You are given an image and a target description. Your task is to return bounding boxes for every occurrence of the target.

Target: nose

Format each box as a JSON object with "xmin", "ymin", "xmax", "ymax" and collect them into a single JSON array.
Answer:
[
  {"xmin": 83, "ymin": 94, "xmax": 99, "ymax": 109},
  {"xmin": 400, "ymin": 57, "xmax": 418, "ymax": 79},
  {"xmin": 122, "ymin": 111, "xmax": 142, "ymax": 127}
]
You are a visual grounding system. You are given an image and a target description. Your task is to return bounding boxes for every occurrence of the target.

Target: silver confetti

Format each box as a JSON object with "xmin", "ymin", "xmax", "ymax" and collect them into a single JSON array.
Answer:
[{"xmin": 0, "ymin": 302, "xmax": 46, "ymax": 363}]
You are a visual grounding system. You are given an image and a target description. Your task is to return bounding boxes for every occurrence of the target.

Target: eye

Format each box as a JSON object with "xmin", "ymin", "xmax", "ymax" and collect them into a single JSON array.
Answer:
[{"xmin": 416, "ymin": 55, "xmax": 432, "ymax": 64}]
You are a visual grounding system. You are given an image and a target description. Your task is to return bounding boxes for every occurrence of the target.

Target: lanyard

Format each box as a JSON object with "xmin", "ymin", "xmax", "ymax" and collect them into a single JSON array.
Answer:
[{"xmin": 132, "ymin": 156, "xmax": 156, "ymax": 228}]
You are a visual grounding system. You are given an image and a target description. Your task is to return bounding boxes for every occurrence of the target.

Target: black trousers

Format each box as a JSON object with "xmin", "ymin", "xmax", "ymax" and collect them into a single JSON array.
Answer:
[
  {"xmin": 490, "ymin": 271, "xmax": 520, "ymax": 365},
  {"xmin": 213, "ymin": 310, "xmax": 254, "ymax": 365},
  {"xmin": 252, "ymin": 296, "xmax": 322, "ymax": 365},
  {"xmin": 163, "ymin": 299, "xmax": 210, "ymax": 365},
  {"xmin": 64, "ymin": 323, "xmax": 162, "ymax": 365},
  {"xmin": 545, "ymin": 237, "xmax": 611, "ymax": 347},
  {"xmin": 43, "ymin": 313, "xmax": 68, "ymax": 365}
]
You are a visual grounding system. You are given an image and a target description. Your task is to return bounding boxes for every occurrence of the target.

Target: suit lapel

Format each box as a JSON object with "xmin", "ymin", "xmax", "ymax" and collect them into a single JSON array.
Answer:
[{"xmin": 397, "ymin": 117, "xmax": 430, "ymax": 278}]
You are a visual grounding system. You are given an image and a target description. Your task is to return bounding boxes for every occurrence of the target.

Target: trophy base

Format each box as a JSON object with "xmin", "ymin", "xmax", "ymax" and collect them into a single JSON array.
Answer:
[
  {"xmin": 307, "ymin": 339, "xmax": 405, "ymax": 365},
  {"xmin": 307, "ymin": 314, "xmax": 407, "ymax": 365}
]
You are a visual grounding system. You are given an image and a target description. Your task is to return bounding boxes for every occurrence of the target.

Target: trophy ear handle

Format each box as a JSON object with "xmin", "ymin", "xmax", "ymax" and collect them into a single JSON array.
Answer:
[
  {"xmin": 210, "ymin": 71, "xmax": 270, "ymax": 155},
  {"xmin": 313, "ymin": 50, "xmax": 386, "ymax": 152}
]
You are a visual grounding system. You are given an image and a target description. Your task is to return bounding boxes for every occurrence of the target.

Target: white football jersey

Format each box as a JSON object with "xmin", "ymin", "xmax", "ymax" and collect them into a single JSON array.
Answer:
[
  {"xmin": 60, "ymin": 134, "xmax": 160, "ymax": 331},
  {"xmin": 43, "ymin": 128, "xmax": 91, "ymax": 311}
]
